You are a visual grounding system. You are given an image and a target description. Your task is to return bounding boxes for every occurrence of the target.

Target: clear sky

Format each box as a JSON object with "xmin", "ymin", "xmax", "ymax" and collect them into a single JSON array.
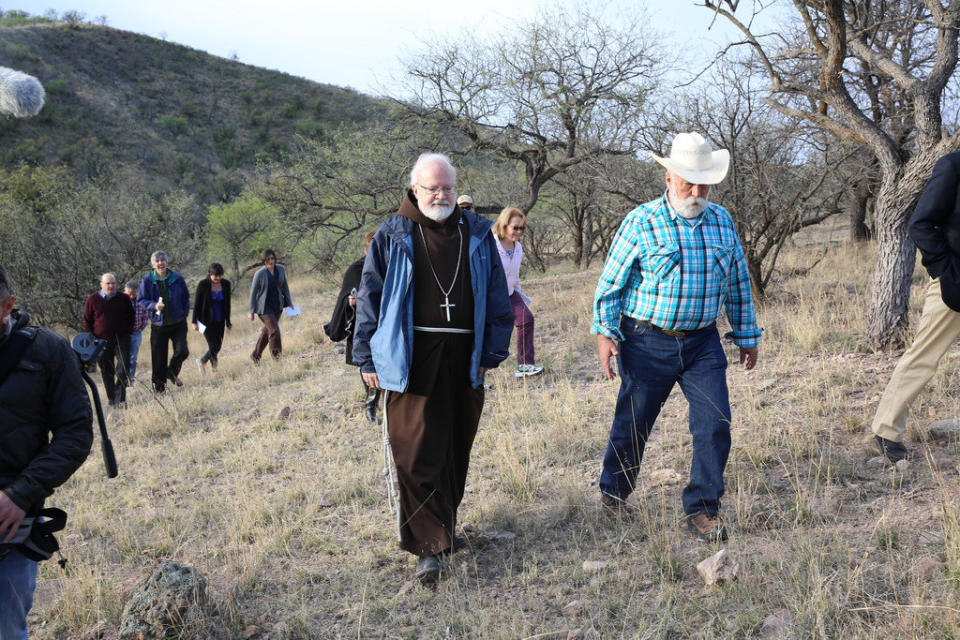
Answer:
[{"xmin": 22, "ymin": 0, "xmax": 770, "ymax": 96}]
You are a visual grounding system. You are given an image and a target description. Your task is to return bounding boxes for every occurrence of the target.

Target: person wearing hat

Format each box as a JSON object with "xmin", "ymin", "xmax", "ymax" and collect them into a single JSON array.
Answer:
[
  {"xmin": 456, "ymin": 194, "xmax": 475, "ymax": 212},
  {"xmin": 870, "ymin": 151, "xmax": 960, "ymax": 463},
  {"xmin": 591, "ymin": 132, "xmax": 761, "ymax": 541}
]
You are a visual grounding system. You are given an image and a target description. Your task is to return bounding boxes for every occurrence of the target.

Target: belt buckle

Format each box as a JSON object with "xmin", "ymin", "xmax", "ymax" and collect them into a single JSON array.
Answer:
[{"xmin": 661, "ymin": 327, "xmax": 687, "ymax": 338}]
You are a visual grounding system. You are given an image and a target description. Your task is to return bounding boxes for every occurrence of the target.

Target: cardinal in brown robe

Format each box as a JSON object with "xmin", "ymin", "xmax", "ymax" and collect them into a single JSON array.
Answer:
[{"xmin": 353, "ymin": 153, "xmax": 514, "ymax": 584}]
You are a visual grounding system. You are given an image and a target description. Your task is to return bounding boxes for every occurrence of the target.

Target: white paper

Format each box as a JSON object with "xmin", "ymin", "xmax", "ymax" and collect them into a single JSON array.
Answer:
[
  {"xmin": 519, "ymin": 291, "xmax": 532, "ymax": 306},
  {"xmin": 155, "ymin": 296, "xmax": 163, "ymax": 317},
  {"xmin": 284, "ymin": 306, "xmax": 302, "ymax": 317},
  {"xmin": 196, "ymin": 320, "xmax": 207, "ymax": 334}
]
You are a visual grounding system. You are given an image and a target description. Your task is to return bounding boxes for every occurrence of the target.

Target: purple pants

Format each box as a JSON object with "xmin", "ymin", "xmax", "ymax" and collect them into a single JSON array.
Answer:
[{"xmin": 510, "ymin": 291, "xmax": 535, "ymax": 365}]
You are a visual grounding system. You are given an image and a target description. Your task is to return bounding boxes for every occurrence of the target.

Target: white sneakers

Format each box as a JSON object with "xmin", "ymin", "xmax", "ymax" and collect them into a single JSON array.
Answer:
[{"xmin": 515, "ymin": 364, "xmax": 544, "ymax": 378}]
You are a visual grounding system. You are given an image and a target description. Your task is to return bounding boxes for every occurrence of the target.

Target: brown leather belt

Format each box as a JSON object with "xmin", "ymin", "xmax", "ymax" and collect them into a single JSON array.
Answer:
[{"xmin": 638, "ymin": 320, "xmax": 696, "ymax": 338}]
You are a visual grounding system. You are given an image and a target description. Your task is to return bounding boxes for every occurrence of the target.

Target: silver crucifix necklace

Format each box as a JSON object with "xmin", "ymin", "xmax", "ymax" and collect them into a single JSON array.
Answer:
[{"xmin": 418, "ymin": 221, "xmax": 463, "ymax": 322}]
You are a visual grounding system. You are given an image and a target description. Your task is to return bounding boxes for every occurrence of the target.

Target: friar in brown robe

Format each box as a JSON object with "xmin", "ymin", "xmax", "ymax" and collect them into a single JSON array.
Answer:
[{"xmin": 352, "ymin": 153, "xmax": 514, "ymax": 583}]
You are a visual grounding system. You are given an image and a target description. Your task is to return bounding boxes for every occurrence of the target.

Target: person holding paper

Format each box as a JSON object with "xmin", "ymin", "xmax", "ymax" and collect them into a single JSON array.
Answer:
[
  {"xmin": 193, "ymin": 263, "xmax": 232, "ymax": 375},
  {"xmin": 493, "ymin": 208, "xmax": 543, "ymax": 378},
  {"xmin": 248, "ymin": 248, "xmax": 293, "ymax": 362}
]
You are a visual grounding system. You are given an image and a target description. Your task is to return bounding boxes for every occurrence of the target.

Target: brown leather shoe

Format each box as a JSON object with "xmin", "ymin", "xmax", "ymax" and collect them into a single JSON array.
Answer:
[
  {"xmin": 601, "ymin": 494, "xmax": 637, "ymax": 517},
  {"xmin": 685, "ymin": 513, "xmax": 728, "ymax": 541}
]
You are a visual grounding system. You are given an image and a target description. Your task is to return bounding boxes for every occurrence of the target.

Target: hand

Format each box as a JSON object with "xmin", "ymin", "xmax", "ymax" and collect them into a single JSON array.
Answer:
[
  {"xmin": 362, "ymin": 371, "xmax": 381, "ymax": 390},
  {"xmin": 597, "ymin": 335, "xmax": 619, "ymax": 380},
  {"xmin": 348, "ymin": 295, "xmax": 357, "ymax": 308},
  {"xmin": 0, "ymin": 490, "xmax": 26, "ymax": 543},
  {"xmin": 739, "ymin": 346, "xmax": 759, "ymax": 370},
  {"xmin": 248, "ymin": 313, "xmax": 255, "ymax": 322},
  {"xmin": 155, "ymin": 300, "xmax": 165, "ymax": 311},
  {"xmin": 226, "ymin": 325, "xmax": 232, "ymax": 331},
  {"xmin": 192, "ymin": 323, "xmax": 198, "ymax": 331}
]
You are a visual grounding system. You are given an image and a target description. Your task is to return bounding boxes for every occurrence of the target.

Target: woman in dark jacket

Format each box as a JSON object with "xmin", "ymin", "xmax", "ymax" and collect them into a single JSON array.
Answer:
[
  {"xmin": 192, "ymin": 263, "xmax": 231, "ymax": 374},
  {"xmin": 324, "ymin": 232, "xmax": 380, "ymax": 423},
  {"xmin": 248, "ymin": 248, "xmax": 293, "ymax": 361}
]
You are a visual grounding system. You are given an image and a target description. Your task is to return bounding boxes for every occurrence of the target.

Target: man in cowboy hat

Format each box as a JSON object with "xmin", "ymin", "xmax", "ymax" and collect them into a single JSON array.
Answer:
[{"xmin": 591, "ymin": 132, "xmax": 761, "ymax": 541}]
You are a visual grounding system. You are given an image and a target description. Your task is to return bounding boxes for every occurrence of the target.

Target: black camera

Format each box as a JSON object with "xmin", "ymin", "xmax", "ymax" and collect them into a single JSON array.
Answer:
[{"xmin": 72, "ymin": 332, "xmax": 118, "ymax": 478}]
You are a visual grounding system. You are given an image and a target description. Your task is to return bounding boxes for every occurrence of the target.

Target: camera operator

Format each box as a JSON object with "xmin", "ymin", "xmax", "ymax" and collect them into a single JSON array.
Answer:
[{"xmin": 0, "ymin": 264, "xmax": 93, "ymax": 639}]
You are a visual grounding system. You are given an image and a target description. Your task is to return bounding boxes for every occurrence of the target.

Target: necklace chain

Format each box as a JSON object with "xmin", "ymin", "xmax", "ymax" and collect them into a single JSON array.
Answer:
[{"xmin": 417, "ymin": 221, "xmax": 463, "ymax": 310}]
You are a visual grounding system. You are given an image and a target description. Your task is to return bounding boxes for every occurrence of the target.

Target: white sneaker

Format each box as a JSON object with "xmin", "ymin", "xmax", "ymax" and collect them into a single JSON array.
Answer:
[{"xmin": 515, "ymin": 364, "xmax": 544, "ymax": 378}]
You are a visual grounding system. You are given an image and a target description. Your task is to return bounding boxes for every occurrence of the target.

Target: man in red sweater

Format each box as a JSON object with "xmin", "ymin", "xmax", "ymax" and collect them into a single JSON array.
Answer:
[{"xmin": 83, "ymin": 273, "xmax": 134, "ymax": 407}]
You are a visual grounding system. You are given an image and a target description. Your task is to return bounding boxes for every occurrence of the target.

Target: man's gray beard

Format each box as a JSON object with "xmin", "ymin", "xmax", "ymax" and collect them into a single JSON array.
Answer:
[
  {"xmin": 422, "ymin": 201, "xmax": 455, "ymax": 222},
  {"xmin": 675, "ymin": 196, "xmax": 709, "ymax": 219}
]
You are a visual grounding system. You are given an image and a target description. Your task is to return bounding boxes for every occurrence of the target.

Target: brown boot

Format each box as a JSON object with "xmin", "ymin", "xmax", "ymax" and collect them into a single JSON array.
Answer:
[{"xmin": 685, "ymin": 513, "xmax": 728, "ymax": 541}]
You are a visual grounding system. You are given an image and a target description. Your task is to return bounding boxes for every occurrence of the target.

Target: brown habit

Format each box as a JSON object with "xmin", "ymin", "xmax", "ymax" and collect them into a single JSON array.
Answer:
[{"xmin": 388, "ymin": 193, "xmax": 484, "ymax": 557}]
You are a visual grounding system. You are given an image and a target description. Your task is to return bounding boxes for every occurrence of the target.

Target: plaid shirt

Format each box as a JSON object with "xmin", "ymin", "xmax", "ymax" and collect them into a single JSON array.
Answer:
[
  {"xmin": 132, "ymin": 300, "xmax": 149, "ymax": 332},
  {"xmin": 591, "ymin": 194, "xmax": 761, "ymax": 348}
]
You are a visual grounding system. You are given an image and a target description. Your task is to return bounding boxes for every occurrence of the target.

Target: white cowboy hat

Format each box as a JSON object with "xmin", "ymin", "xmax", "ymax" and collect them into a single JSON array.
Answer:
[{"xmin": 651, "ymin": 132, "xmax": 729, "ymax": 185}]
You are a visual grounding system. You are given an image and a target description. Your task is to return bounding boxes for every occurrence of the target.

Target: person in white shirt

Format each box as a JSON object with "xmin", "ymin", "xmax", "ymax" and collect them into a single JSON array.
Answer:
[{"xmin": 493, "ymin": 207, "xmax": 544, "ymax": 378}]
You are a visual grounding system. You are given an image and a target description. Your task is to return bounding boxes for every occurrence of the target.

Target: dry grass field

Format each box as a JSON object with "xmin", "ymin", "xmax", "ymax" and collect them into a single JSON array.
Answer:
[{"xmin": 27, "ymin": 230, "xmax": 960, "ymax": 639}]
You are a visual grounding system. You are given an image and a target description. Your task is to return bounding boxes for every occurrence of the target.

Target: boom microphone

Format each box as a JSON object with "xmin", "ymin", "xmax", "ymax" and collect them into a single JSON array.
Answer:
[{"xmin": 0, "ymin": 66, "xmax": 44, "ymax": 118}]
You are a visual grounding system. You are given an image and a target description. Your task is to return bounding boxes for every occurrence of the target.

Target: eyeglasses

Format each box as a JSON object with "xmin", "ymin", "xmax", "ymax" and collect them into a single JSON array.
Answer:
[
  {"xmin": 509, "ymin": 225, "xmax": 525, "ymax": 231},
  {"xmin": 417, "ymin": 184, "xmax": 456, "ymax": 195}
]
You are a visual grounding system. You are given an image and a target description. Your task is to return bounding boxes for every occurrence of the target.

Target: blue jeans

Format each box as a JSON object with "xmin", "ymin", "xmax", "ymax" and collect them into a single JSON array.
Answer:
[
  {"xmin": 128, "ymin": 330, "xmax": 143, "ymax": 381},
  {"xmin": 599, "ymin": 318, "xmax": 731, "ymax": 516},
  {"xmin": 0, "ymin": 549, "xmax": 38, "ymax": 640}
]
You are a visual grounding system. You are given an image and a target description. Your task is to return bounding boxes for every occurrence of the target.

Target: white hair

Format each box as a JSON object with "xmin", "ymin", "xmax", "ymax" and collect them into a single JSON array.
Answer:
[
  {"xmin": 409, "ymin": 153, "xmax": 456, "ymax": 187},
  {"xmin": 0, "ymin": 67, "xmax": 44, "ymax": 118}
]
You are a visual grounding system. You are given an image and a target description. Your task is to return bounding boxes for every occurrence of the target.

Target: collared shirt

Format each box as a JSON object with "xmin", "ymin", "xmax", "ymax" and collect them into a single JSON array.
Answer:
[
  {"xmin": 591, "ymin": 193, "xmax": 761, "ymax": 348},
  {"xmin": 98, "ymin": 290, "xmax": 115, "ymax": 300},
  {"xmin": 132, "ymin": 299, "xmax": 149, "ymax": 332}
]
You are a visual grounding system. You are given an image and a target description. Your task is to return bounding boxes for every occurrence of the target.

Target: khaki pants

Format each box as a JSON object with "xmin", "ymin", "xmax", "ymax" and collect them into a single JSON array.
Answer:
[{"xmin": 872, "ymin": 278, "xmax": 960, "ymax": 442}]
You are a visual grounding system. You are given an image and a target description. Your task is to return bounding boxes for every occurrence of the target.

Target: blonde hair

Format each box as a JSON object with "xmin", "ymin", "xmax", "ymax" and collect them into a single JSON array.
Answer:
[{"xmin": 493, "ymin": 207, "xmax": 525, "ymax": 239}]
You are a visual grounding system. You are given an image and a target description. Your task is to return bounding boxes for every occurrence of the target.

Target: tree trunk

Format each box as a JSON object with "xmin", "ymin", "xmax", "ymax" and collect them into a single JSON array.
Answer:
[
  {"xmin": 848, "ymin": 187, "xmax": 872, "ymax": 243},
  {"xmin": 864, "ymin": 180, "xmax": 915, "ymax": 350}
]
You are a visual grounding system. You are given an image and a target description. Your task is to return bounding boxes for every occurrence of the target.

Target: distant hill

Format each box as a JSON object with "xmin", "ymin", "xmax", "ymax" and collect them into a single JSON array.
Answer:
[{"xmin": 0, "ymin": 20, "xmax": 389, "ymax": 202}]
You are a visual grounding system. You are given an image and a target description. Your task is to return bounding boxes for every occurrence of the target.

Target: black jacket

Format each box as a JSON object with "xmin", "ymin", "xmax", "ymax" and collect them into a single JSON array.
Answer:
[
  {"xmin": 0, "ymin": 310, "xmax": 93, "ymax": 515},
  {"xmin": 910, "ymin": 151, "xmax": 960, "ymax": 311},
  {"xmin": 324, "ymin": 257, "xmax": 365, "ymax": 364},
  {"xmin": 192, "ymin": 278, "xmax": 232, "ymax": 328}
]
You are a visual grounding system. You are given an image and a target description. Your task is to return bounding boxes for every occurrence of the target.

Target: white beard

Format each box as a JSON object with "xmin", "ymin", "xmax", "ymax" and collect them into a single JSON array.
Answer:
[
  {"xmin": 674, "ymin": 196, "xmax": 709, "ymax": 219},
  {"xmin": 421, "ymin": 201, "xmax": 455, "ymax": 222}
]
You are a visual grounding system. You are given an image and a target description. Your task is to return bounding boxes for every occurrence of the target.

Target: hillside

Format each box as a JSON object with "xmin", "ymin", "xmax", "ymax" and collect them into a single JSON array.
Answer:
[
  {"xmin": 0, "ymin": 20, "xmax": 389, "ymax": 201},
  {"xmin": 30, "ymin": 233, "xmax": 960, "ymax": 638}
]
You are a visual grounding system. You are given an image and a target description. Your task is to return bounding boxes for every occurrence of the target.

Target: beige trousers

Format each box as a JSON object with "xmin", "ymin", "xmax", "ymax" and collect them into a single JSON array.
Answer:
[{"xmin": 872, "ymin": 278, "xmax": 960, "ymax": 442}]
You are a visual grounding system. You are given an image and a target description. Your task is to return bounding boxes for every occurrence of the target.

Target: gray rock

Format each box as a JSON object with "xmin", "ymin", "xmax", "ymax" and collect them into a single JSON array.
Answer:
[
  {"xmin": 582, "ymin": 560, "xmax": 607, "ymax": 573},
  {"xmin": 491, "ymin": 531, "xmax": 517, "ymax": 543},
  {"xmin": 895, "ymin": 459, "xmax": 910, "ymax": 473},
  {"xmin": 760, "ymin": 608, "xmax": 794, "ymax": 638},
  {"xmin": 927, "ymin": 419, "xmax": 960, "ymax": 442},
  {"xmin": 118, "ymin": 563, "xmax": 208, "ymax": 640},
  {"xmin": 562, "ymin": 600, "xmax": 583, "ymax": 617},
  {"xmin": 696, "ymin": 549, "xmax": 738, "ymax": 586}
]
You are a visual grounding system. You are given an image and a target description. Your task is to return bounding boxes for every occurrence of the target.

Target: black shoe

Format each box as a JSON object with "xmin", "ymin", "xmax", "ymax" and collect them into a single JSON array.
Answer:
[
  {"xmin": 875, "ymin": 435, "xmax": 907, "ymax": 463},
  {"xmin": 167, "ymin": 372, "xmax": 183, "ymax": 387},
  {"xmin": 415, "ymin": 555, "xmax": 440, "ymax": 584},
  {"xmin": 250, "ymin": 354, "xmax": 261, "ymax": 365}
]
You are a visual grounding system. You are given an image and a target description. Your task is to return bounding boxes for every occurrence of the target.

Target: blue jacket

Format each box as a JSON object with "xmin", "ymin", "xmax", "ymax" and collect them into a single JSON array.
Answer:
[
  {"xmin": 136, "ymin": 270, "xmax": 190, "ymax": 326},
  {"xmin": 353, "ymin": 210, "xmax": 514, "ymax": 391}
]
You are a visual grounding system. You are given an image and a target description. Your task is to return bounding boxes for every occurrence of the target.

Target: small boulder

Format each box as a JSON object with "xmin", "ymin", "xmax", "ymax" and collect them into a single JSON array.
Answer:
[
  {"xmin": 582, "ymin": 560, "xmax": 607, "ymax": 573},
  {"xmin": 927, "ymin": 419, "xmax": 960, "ymax": 442},
  {"xmin": 696, "ymin": 549, "xmax": 738, "ymax": 586},
  {"xmin": 760, "ymin": 608, "xmax": 794, "ymax": 638},
  {"xmin": 895, "ymin": 459, "xmax": 910, "ymax": 473},
  {"xmin": 118, "ymin": 563, "xmax": 208, "ymax": 640}
]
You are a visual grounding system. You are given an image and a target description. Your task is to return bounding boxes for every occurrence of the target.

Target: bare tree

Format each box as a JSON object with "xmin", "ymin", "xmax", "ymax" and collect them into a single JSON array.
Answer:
[
  {"xmin": 702, "ymin": 0, "xmax": 960, "ymax": 349},
  {"xmin": 670, "ymin": 58, "xmax": 856, "ymax": 300},
  {"xmin": 400, "ymin": 4, "xmax": 664, "ymax": 214}
]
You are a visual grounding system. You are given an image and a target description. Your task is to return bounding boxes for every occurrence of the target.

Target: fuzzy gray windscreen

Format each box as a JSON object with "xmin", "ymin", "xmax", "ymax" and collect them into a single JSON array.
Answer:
[{"xmin": 0, "ymin": 67, "xmax": 45, "ymax": 118}]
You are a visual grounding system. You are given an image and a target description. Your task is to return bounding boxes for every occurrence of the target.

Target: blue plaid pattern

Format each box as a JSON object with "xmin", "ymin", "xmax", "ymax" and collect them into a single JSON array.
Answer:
[{"xmin": 591, "ymin": 194, "xmax": 761, "ymax": 348}]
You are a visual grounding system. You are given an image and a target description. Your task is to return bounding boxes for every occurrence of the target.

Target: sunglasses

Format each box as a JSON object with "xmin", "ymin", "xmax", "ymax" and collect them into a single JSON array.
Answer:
[{"xmin": 509, "ymin": 225, "xmax": 525, "ymax": 231}]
